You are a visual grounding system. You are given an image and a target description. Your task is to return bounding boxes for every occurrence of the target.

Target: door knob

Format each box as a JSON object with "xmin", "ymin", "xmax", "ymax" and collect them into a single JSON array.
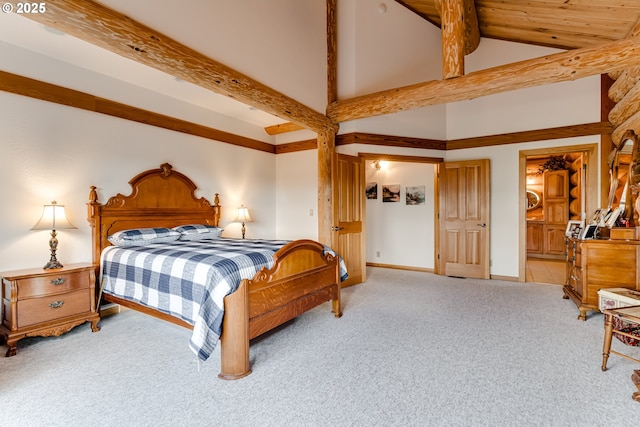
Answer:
[
  {"xmin": 477, "ymin": 223, "xmax": 486, "ymax": 227},
  {"xmin": 331, "ymin": 226, "xmax": 344, "ymax": 231}
]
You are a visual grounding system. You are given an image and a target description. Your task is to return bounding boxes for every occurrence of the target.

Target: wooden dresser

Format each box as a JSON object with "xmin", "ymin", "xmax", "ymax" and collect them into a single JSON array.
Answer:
[
  {"xmin": 0, "ymin": 263, "xmax": 100, "ymax": 356},
  {"xmin": 563, "ymin": 237, "xmax": 640, "ymax": 320}
]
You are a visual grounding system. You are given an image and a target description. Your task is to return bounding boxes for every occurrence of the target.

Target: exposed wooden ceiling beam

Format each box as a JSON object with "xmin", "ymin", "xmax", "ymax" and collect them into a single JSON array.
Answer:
[
  {"xmin": 327, "ymin": 35, "xmax": 640, "ymax": 123},
  {"xmin": 17, "ymin": 0, "xmax": 337, "ymax": 134},
  {"xmin": 264, "ymin": 122, "xmax": 305, "ymax": 135}
]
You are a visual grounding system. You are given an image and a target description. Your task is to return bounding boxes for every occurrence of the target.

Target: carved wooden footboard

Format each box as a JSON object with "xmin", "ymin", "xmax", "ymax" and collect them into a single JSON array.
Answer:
[{"xmin": 220, "ymin": 239, "xmax": 341, "ymax": 379}]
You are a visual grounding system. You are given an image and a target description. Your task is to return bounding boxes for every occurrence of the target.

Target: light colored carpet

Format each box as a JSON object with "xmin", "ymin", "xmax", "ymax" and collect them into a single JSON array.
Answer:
[{"xmin": 1, "ymin": 267, "xmax": 639, "ymax": 426}]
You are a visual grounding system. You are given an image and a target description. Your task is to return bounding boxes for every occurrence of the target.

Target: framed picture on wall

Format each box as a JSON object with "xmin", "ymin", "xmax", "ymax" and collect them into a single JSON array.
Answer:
[
  {"xmin": 406, "ymin": 186, "xmax": 425, "ymax": 205},
  {"xmin": 366, "ymin": 182, "xmax": 378, "ymax": 199},
  {"xmin": 382, "ymin": 184, "xmax": 401, "ymax": 202}
]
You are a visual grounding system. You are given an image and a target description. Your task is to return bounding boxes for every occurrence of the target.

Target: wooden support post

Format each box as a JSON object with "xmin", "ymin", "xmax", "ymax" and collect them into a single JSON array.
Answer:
[
  {"xmin": 317, "ymin": 129, "xmax": 336, "ymax": 247},
  {"xmin": 441, "ymin": 0, "xmax": 465, "ymax": 79}
]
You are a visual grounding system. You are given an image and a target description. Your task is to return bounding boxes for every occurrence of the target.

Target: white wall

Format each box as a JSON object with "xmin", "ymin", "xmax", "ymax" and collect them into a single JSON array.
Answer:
[
  {"xmin": 337, "ymin": 0, "xmax": 448, "ymax": 139},
  {"xmin": 0, "ymin": 91, "xmax": 277, "ymax": 272},
  {"xmin": 274, "ymin": 150, "xmax": 319, "ymax": 241},
  {"xmin": 365, "ymin": 160, "xmax": 435, "ymax": 269},
  {"xmin": 449, "ymin": 39, "xmax": 601, "ymax": 139}
]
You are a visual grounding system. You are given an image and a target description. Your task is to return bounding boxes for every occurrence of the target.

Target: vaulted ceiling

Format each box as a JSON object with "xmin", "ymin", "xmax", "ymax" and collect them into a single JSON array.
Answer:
[{"xmin": 2, "ymin": 0, "xmax": 640, "ymax": 150}]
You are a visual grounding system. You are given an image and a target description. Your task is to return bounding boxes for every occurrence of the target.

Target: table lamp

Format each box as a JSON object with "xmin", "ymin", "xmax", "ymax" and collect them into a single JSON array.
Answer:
[
  {"xmin": 31, "ymin": 201, "xmax": 77, "ymax": 269},
  {"xmin": 234, "ymin": 205, "xmax": 252, "ymax": 239}
]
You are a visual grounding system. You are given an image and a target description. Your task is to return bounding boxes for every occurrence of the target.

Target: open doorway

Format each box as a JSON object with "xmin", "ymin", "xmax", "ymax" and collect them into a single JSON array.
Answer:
[{"xmin": 518, "ymin": 144, "xmax": 599, "ymax": 283}]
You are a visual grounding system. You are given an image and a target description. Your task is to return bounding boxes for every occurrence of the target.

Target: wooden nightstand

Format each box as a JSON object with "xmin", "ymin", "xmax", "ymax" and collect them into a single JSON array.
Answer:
[{"xmin": 0, "ymin": 263, "xmax": 100, "ymax": 356}]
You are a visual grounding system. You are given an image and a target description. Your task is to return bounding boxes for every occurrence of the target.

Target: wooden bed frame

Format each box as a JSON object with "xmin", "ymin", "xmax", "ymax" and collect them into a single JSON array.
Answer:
[{"xmin": 87, "ymin": 163, "xmax": 342, "ymax": 379}]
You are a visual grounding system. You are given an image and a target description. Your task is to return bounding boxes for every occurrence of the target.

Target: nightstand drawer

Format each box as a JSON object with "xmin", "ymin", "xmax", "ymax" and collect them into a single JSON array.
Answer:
[
  {"xmin": 17, "ymin": 289, "xmax": 90, "ymax": 328},
  {"xmin": 15, "ymin": 269, "xmax": 90, "ymax": 299}
]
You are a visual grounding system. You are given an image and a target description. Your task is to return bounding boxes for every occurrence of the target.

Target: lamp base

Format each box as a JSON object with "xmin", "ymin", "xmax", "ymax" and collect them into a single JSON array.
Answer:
[
  {"xmin": 43, "ymin": 259, "xmax": 64, "ymax": 270},
  {"xmin": 44, "ymin": 230, "xmax": 63, "ymax": 269}
]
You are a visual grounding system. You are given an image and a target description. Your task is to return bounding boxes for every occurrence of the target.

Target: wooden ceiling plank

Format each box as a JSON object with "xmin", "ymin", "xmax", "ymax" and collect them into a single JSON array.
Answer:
[
  {"xmin": 328, "ymin": 35, "xmax": 640, "ymax": 123},
  {"xmin": 477, "ymin": 2, "xmax": 638, "ymax": 20},
  {"xmin": 477, "ymin": 12, "xmax": 631, "ymax": 36},
  {"xmin": 478, "ymin": 0, "xmax": 639, "ymax": 14},
  {"xmin": 16, "ymin": 0, "xmax": 337, "ymax": 134},
  {"xmin": 480, "ymin": 25, "xmax": 623, "ymax": 50},
  {"xmin": 609, "ymin": 66, "xmax": 640, "ymax": 103}
]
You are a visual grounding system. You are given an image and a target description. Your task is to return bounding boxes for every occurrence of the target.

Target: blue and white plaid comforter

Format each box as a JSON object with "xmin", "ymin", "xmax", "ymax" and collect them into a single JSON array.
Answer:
[{"xmin": 100, "ymin": 238, "xmax": 346, "ymax": 361}]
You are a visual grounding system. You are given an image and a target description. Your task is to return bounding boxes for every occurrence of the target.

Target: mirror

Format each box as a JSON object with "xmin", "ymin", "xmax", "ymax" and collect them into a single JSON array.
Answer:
[{"xmin": 526, "ymin": 189, "xmax": 541, "ymax": 210}]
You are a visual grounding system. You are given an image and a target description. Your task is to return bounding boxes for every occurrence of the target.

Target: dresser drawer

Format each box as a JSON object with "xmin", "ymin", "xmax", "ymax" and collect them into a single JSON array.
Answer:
[
  {"xmin": 15, "ymin": 269, "xmax": 90, "ymax": 299},
  {"xmin": 17, "ymin": 289, "xmax": 91, "ymax": 328}
]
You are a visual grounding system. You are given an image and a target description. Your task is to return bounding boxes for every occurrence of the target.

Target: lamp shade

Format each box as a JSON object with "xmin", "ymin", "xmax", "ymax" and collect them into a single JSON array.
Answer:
[
  {"xmin": 31, "ymin": 201, "xmax": 76, "ymax": 231},
  {"xmin": 234, "ymin": 205, "xmax": 253, "ymax": 223}
]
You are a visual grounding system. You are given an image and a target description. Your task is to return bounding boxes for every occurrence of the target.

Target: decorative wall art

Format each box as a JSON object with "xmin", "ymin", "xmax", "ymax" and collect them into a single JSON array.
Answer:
[
  {"xmin": 382, "ymin": 184, "xmax": 401, "ymax": 203},
  {"xmin": 406, "ymin": 186, "xmax": 425, "ymax": 205},
  {"xmin": 366, "ymin": 182, "xmax": 378, "ymax": 200}
]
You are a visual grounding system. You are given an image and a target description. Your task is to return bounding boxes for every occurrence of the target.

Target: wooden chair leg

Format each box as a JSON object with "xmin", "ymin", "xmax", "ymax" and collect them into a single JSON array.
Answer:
[{"xmin": 602, "ymin": 313, "xmax": 614, "ymax": 371}]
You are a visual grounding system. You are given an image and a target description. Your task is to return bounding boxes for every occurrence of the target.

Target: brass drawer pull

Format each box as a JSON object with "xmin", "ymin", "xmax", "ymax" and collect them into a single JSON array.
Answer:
[
  {"xmin": 49, "ymin": 301, "xmax": 65, "ymax": 309},
  {"xmin": 50, "ymin": 278, "xmax": 65, "ymax": 286}
]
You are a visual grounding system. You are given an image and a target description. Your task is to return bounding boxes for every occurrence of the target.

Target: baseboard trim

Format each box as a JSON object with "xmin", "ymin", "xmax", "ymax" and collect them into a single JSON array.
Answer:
[
  {"xmin": 99, "ymin": 303, "xmax": 127, "ymax": 317},
  {"xmin": 366, "ymin": 262, "xmax": 434, "ymax": 273},
  {"xmin": 490, "ymin": 274, "xmax": 519, "ymax": 282}
]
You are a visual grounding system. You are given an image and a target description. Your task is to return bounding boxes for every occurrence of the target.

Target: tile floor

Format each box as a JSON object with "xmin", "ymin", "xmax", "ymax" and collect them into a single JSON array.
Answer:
[{"xmin": 525, "ymin": 258, "xmax": 566, "ymax": 285}]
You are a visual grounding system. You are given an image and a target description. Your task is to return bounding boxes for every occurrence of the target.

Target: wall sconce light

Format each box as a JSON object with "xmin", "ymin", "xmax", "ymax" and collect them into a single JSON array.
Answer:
[
  {"xmin": 31, "ymin": 201, "xmax": 77, "ymax": 269},
  {"xmin": 234, "ymin": 205, "xmax": 253, "ymax": 239},
  {"xmin": 371, "ymin": 160, "xmax": 387, "ymax": 171}
]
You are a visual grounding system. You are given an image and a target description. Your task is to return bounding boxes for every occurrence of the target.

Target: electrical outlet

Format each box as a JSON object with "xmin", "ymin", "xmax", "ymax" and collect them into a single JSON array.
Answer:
[
  {"xmin": 309, "ymin": 209, "xmax": 313, "ymax": 216},
  {"xmin": 376, "ymin": 251, "xmax": 380, "ymax": 257}
]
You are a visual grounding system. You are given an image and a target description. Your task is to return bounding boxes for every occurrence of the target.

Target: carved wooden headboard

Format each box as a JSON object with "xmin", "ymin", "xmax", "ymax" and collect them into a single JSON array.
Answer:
[{"xmin": 87, "ymin": 163, "xmax": 221, "ymax": 265}]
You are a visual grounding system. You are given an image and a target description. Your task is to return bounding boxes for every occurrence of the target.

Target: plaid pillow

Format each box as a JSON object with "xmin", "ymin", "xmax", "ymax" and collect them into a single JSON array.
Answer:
[
  {"xmin": 173, "ymin": 224, "xmax": 223, "ymax": 240},
  {"xmin": 108, "ymin": 227, "xmax": 181, "ymax": 247}
]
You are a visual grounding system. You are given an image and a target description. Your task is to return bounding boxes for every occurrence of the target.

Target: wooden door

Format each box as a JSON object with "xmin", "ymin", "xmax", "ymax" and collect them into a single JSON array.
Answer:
[
  {"xmin": 332, "ymin": 153, "xmax": 364, "ymax": 287},
  {"xmin": 438, "ymin": 159, "xmax": 490, "ymax": 279},
  {"xmin": 543, "ymin": 170, "xmax": 569, "ymax": 225}
]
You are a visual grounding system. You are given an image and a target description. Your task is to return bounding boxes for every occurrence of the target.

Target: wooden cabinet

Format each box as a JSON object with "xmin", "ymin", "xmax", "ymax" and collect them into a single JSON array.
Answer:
[
  {"xmin": 543, "ymin": 224, "xmax": 567, "ymax": 255},
  {"xmin": 527, "ymin": 221, "xmax": 544, "ymax": 254},
  {"xmin": 0, "ymin": 263, "xmax": 100, "ymax": 356},
  {"xmin": 528, "ymin": 170, "xmax": 569, "ymax": 258},
  {"xmin": 563, "ymin": 237, "xmax": 640, "ymax": 320}
]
